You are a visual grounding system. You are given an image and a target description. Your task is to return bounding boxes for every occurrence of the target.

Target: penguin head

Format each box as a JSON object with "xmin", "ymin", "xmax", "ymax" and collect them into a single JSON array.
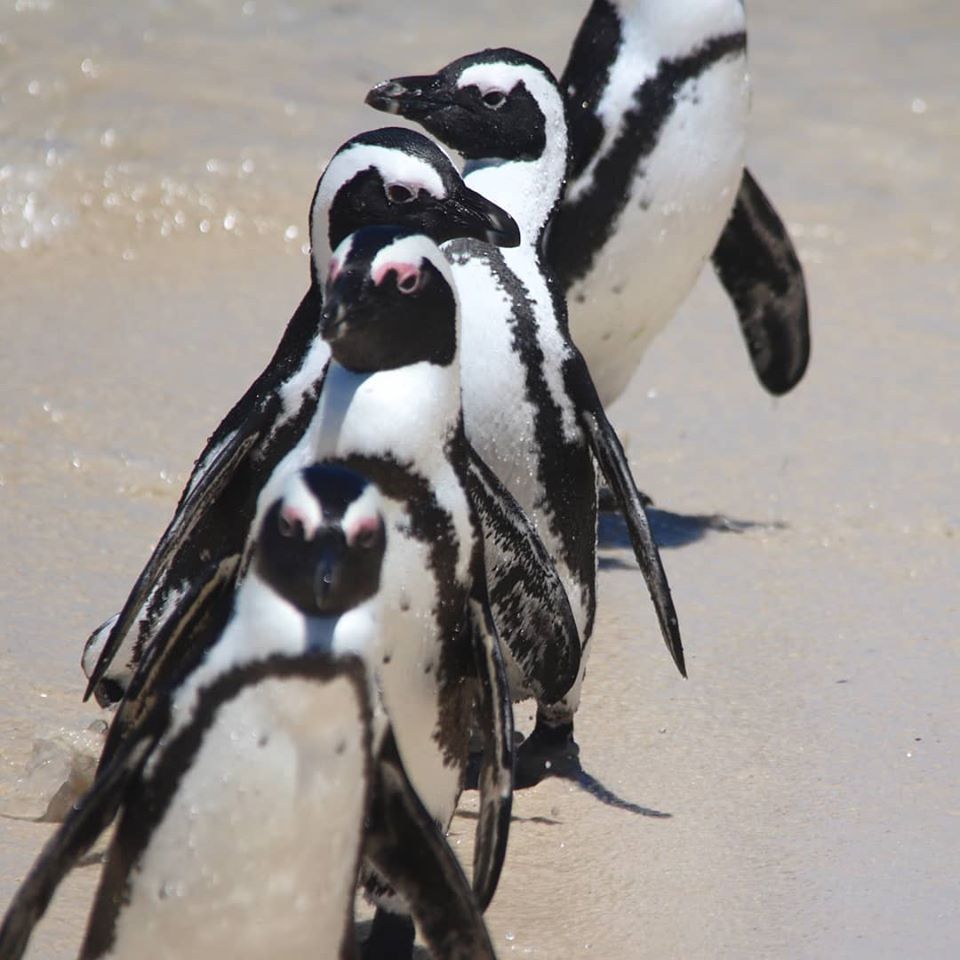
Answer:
[
  {"xmin": 309, "ymin": 127, "xmax": 519, "ymax": 284},
  {"xmin": 366, "ymin": 49, "xmax": 565, "ymax": 164},
  {"xmin": 320, "ymin": 226, "xmax": 457, "ymax": 374},
  {"xmin": 254, "ymin": 464, "xmax": 386, "ymax": 617}
]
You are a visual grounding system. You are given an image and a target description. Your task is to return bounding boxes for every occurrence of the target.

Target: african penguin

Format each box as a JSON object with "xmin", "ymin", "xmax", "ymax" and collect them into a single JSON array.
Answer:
[
  {"xmin": 552, "ymin": 0, "xmax": 809, "ymax": 403},
  {"xmin": 251, "ymin": 227, "xmax": 518, "ymax": 955},
  {"xmin": 367, "ymin": 49, "xmax": 683, "ymax": 784},
  {"xmin": 0, "ymin": 465, "xmax": 497, "ymax": 960},
  {"xmin": 82, "ymin": 126, "xmax": 520, "ymax": 709}
]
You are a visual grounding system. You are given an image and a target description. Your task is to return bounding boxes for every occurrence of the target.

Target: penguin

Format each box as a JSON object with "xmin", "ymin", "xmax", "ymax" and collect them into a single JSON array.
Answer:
[
  {"xmin": 0, "ymin": 464, "xmax": 498, "ymax": 960},
  {"xmin": 552, "ymin": 0, "xmax": 810, "ymax": 404},
  {"xmin": 366, "ymin": 49, "xmax": 683, "ymax": 784},
  {"xmin": 81, "ymin": 126, "xmax": 522, "ymax": 708},
  {"xmin": 257, "ymin": 226, "xmax": 522, "ymax": 957}
]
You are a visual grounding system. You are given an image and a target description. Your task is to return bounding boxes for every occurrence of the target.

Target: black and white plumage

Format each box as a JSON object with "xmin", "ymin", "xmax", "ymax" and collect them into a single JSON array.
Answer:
[
  {"xmin": 80, "ymin": 122, "xmax": 578, "ymax": 916},
  {"xmin": 85, "ymin": 222, "xmax": 563, "ymax": 954},
  {"xmin": 552, "ymin": 0, "xmax": 809, "ymax": 403},
  {"xmin": 258, "ymin": 227, "xmax": 518, "ymax": 947},
  {"xmin": 0, "ymin": 465, "xmax": 498, "ymax": 960},
  {"xmin": 367, "ymin": 49, "xmax": 683, "ymax": 780},
  {"xmin": 82, "ymin": 126, "xmax": 520, "ymax": 708}
]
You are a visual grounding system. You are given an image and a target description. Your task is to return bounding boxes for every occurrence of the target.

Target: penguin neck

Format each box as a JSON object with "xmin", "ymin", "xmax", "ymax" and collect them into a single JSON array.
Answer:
[
  {"xmin": 233, "ymin": 571, "xmax": 380, "ymax": 663},
  {"xmin": 612, "ymin": 0, "xmax": 746, "ymax": 63},
  {"xmin": 312, "ymin": 356, "xmax": 462, "ymax": 466},
  {"xmin": 230, "ymin": 572, "xmax": 311, "ymax": 659},
  {"xmin": 463, "ymin": 134, "xmax": 567, "ymax": 250}
]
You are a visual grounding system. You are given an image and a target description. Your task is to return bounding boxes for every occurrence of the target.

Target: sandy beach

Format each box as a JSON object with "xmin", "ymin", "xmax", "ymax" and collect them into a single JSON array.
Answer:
[{"xmin": 1, "ymin": 1, "xmax": 957, "ymax": 957}]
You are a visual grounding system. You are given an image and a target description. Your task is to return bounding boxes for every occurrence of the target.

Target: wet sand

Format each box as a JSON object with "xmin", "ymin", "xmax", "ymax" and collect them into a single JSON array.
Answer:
[{"xmin": 1, "ymin": 2, "xmax": 958, "ymax": 957}]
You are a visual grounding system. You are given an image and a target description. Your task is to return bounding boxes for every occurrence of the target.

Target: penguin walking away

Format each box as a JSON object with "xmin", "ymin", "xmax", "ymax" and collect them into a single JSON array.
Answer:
[
  {"xmin": 0, "ymin": 464, "xmax": 498, "ymax": 960},
  {"xmin": 367, "ymin": 49, "xmax": 683, "ymax": 786},
  {"xmin": 82, "ymin": 126, "xmax": 523, "ymax": 708},
  {"xmin": 552, "ymin": 0, "xmax": 809, "ymax": 404}
]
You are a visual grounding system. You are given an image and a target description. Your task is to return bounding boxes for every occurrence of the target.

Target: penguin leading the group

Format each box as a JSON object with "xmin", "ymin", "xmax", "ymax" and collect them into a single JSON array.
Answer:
[
  {"xmin": 553, "ymin": 0, "xmax": 809, "ymax": 404},
  {"xmin": 367, "ymin": 49, "xmax": 683, "ymax": 785},
  {"xmin": 0, "ymin": 465, "xmax": 498, "ymax": 960},
  {"xmin": 81, "ymin": 126, "xmax": 525, "ymax": 707}
]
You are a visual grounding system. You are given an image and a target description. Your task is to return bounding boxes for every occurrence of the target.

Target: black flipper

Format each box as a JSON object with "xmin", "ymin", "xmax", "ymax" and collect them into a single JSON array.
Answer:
[
  {"xmin": 0, "ymin": 729, "xmax": 158, "ymax": 960},
  {"xmin": 84, "ymin": 285, "xmax": 327, "ymax": 703},
  {"xmin": 97, "ymin": 556, "xmax": 240, "ymax": 773},
  {"xmin": 466, "ymin": 593, "xmax": 514, "ymax": 911},
  {"xmin": 83, "ymin": 424, "xmax": 264, "ymax": 702},
  {"xmin": 365, "ymin": 730, "xmax": 497, "ymax": 960},
  {"xmin": 712, "ymin": 168, "xmax": 810, "ymax": 396},
  {"xmin": 563, "ymin": 352, "xmax": 685, "ymax": 678},
  {"xmin": 464, "ymin": 444, "xmax": 581, "ymax": 703}
]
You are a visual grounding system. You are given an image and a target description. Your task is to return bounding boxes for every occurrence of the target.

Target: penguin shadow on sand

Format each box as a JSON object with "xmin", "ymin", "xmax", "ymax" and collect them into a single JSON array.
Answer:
[
  {"xmin": 598, "ymin": 500, "xmax": 788, "ymax": 564},
  {"xmin": 496, "ymin": 504, "xmax": 789, "ymax": 814},
  {"xmin": 466, "ymin": 737, "xmax": 671, "ymax": 820}
]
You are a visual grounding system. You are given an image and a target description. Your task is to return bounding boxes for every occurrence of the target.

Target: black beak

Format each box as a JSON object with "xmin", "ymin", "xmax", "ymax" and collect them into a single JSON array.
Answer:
[
  {"xmin": 452, "ymin": 184, "xmax": 521, "ymax": 248},
  {"xmin": 366, "ymin": 74, "xmax": 521, "ymax": 249},
  {"xmin": 313, "ymin": 537, "xmax": 343, "ymax": 607},
  {"xmin": 320, "ymin": 300, "xmax": 349, "ymax": 342},
  {"xmin": 366, "ymin": 75, "xmax": 442, "ymax": 121}
]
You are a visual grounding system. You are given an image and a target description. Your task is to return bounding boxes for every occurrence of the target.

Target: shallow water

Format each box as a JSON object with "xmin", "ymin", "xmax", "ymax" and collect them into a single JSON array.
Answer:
[{"xmin": 1, "ymin": 1, "xmax": 958, "ymax": 958}]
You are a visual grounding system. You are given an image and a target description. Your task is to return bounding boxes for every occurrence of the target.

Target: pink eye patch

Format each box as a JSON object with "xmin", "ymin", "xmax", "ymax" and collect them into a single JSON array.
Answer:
[
  {"xmin": 373, "ymin": 260, "xmax": 420, "ymax": 292},
  {"xmin": 279, "ymin": 503, "xmax": 311, "ymax": 535},
  {"xmin": 347, "ymin": 514, "xmax": 381, "ymax": 546}
]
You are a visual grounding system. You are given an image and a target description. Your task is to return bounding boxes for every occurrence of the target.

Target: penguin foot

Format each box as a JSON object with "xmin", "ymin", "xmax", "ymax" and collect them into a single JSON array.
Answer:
[
  {"xmin": 514, "ymin": 720, "xmax": 581, "ymax": 789},
  {"xmin": 598, "ymin": 485, "xmax": 652, "ymax": 512},
  {"xmin": 362, "ymin": 908, "xmax": 415, "ymax": 960}
]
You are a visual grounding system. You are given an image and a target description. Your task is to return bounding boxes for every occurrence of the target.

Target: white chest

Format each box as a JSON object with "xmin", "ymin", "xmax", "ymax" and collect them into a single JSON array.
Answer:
[
  {"xmin": 109, "ymin": 673, "xmax": 368, "ymax": 960},
  {"xmin": 568, "ymin": 44, "xmax": 748, "ymax": 404},
  {"xmin": 453, "ymin": 244, "xmax": 580, "ymax": 511}
]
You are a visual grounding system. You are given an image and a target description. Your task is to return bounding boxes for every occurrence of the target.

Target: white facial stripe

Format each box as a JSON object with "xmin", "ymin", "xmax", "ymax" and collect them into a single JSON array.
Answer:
[
  {"xmin": 458, "ymin": 60, "xmax": 567, "ymax": 240},
  {"xmin": 370, "ymin": 234, "xmax": 454, "ymax": 289},
  {"xmin": 456, "ymin": 62, "xmax": 559, "ymax": 117},
  {"xmin": 310, "ymin": 142, "xmax": 451, "ymax": 282},
  {"xmin": 328, "ymin": 232, "xmax": 355, "ymax": 281},
  {"xmin": 276, "ymin": 471, "xmax": 325, "ymax": 538},
  {"xmin": 316, "ymin": 143, "xmax": 447, "ymax": 212},
  {"xmin": 342, "ymin": 483, "xmax": 384, "ymax": 545},
  {"xmin": 456, "ymin": 63, "xmax": 520, "ymax": 97}
]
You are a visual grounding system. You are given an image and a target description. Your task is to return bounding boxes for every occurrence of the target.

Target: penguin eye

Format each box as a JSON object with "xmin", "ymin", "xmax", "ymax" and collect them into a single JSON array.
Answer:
[
  {"xmin": 396, "ymin": 270, "xmax": 422, "ymax": 295},
  {"xmin": 277, "ymin": 508, "xmax": 302, "ymax": 538},
  {"xmin": 481, "ymin": 90, "xmax": 507, "ymax": 110},
  {"xmin": 349, "ymin": 519, "xmax": 381, "ymax": 549},
  {"xmin": 354, "ymin": 528, "xmax": 377, "ymax": 549},
  {"xmin": 385, "ymin": 183, "xmax": 415, "ymax": 204}
]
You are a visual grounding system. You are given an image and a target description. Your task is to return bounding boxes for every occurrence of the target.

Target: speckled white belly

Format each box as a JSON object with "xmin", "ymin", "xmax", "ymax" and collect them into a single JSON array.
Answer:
[
  {"xmin": 569, "ymin": 52, "xmax": 748, "ymax": 405},
  {"xmin": 453, "ymin": 249, "xmax": 594, "ymax": 652},
  {"xmin": 107, "ymin": 674, "xmax": 367, "ymax": 960}
]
